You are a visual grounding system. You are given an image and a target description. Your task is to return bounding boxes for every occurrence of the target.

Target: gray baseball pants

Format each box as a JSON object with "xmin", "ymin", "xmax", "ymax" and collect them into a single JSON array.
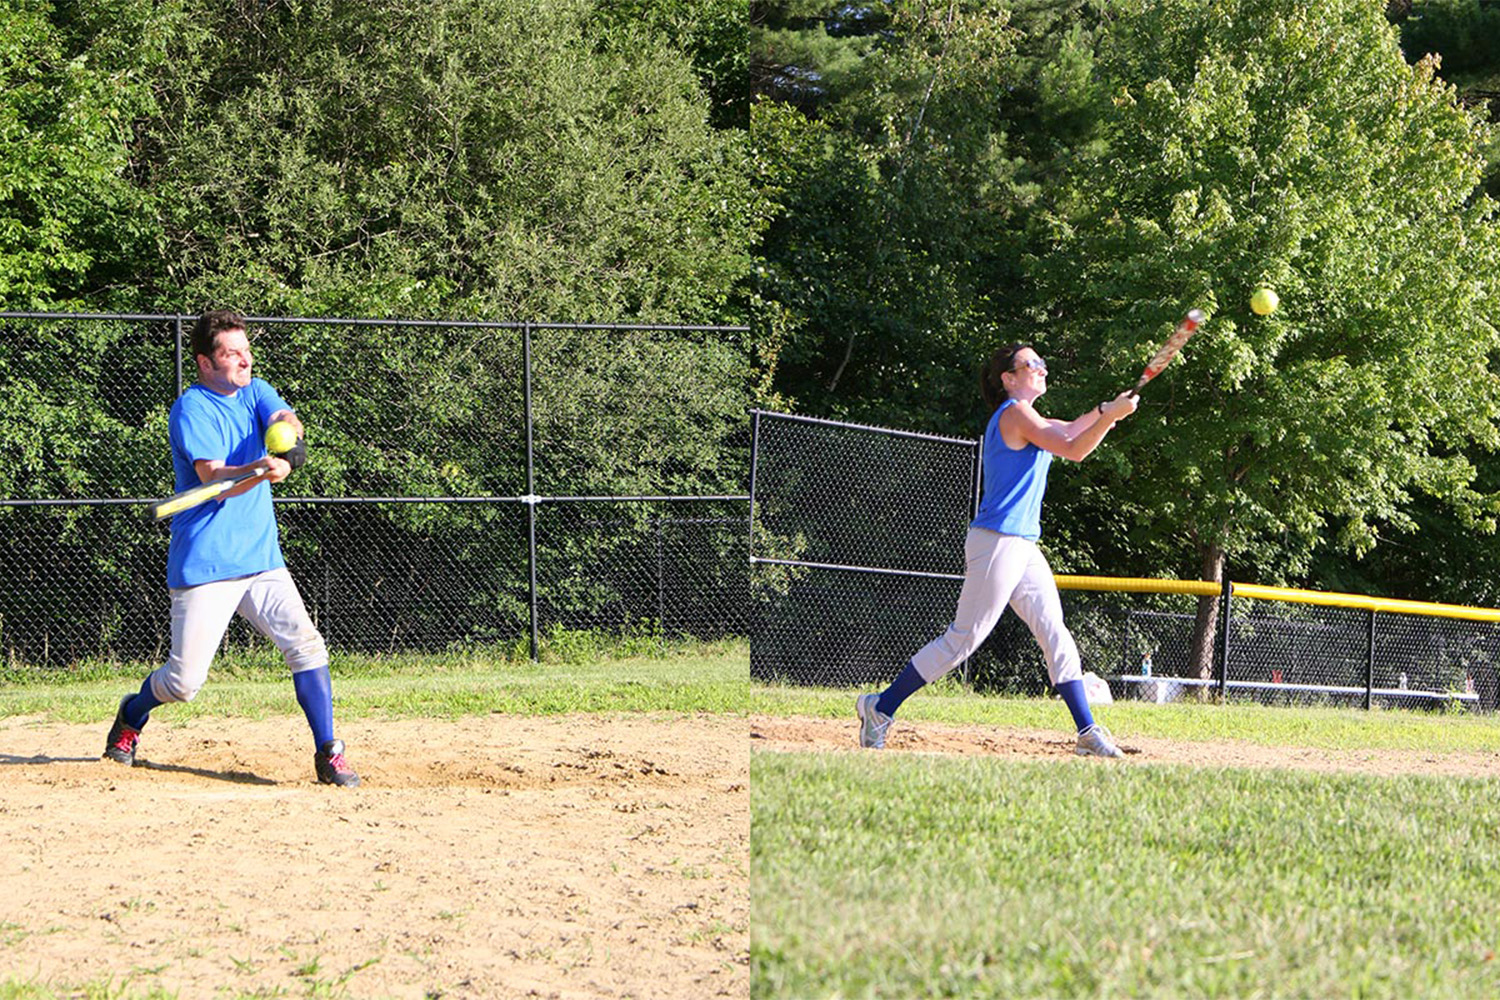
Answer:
[
  {"xmin": 910, "ymin": 527, "xmax": 1083, "ymax": 686},
  {"xmin": 147, "ymin": 566, "xmax": 328, "ymax": 703}
]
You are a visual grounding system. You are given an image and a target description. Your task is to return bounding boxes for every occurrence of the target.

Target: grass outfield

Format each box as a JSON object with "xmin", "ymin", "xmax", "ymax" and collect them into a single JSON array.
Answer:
[
  {"xmin": 750, "ymin": 678, "xmax": 1500, "ymax": 753},
  {"xmin": 751, "ymin": 683, "xmax": 1500, "ymax": 999},
  {"xmin": 0, "ymin": 639, "xmax": 749, "ymax": 724}
]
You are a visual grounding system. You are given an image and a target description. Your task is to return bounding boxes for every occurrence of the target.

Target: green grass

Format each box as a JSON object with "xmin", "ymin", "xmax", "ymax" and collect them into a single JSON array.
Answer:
[
  {"xmin": 751, "ymin": 678, "xmax": 1500, "ymax": 753},
  {"xmin": 0, "ymin": 640, "xmax": 749, "ymax": 723},
  {"xmin": 752, "ymin": 751, "xmax": 1500, "ymax": 999}
]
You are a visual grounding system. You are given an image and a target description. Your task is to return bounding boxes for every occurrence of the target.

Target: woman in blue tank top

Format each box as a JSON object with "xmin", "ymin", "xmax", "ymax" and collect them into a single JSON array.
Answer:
[{"xmin": 857, "ymin": 344, "xmax": 1138, "ymax": 757}]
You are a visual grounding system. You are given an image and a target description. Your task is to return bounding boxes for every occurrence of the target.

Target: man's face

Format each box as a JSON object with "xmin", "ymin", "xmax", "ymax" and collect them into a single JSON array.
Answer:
[{"xmin": 198, "ymin": 328, "xmax": 253, "ymax": 392}]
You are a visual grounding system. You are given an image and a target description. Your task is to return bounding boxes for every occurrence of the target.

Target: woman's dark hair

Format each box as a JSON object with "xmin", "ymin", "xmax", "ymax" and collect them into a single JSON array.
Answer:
[
  {"xmin": 980, "ymin": 343, "xmax": 1033, "ymax": 414},
  {"xmin": 191, "ymin": 310, "xmax": 246, "ymax": 361}
]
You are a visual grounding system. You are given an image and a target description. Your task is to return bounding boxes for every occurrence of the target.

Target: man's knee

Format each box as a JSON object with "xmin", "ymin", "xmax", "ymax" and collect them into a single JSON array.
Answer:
[
  {"xmin": 152, "ymin": 666, "xmax": 205, "ymax": 703},
  {"xmin": 282, "ymin": 632, "xmax": 328, "ymax": 673}
]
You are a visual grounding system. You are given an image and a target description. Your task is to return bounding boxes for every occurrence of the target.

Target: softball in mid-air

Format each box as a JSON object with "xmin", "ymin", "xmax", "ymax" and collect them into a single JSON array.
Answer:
[
  {"xmin": 265, "ymin": 420, "xmax": 298, "ymax": 455},
  {"xmin": 1250, "ymin": 288, "xmax": 1280, "ymax": 316}
]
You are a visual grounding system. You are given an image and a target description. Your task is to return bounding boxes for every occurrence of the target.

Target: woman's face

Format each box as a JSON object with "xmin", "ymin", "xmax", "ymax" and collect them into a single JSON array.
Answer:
[{"xmin": 1003, "ymin": 347, "xmax": 1048, "ymax": 397}]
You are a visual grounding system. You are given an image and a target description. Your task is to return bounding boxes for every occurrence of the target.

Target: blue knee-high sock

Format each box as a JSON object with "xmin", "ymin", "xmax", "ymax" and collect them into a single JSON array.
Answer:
[
  {"xmin": 122, "ymin": 675, "xmax": 163, "ymax": 731},
  {"xmin": 293, "ymin": 665, "xmax": 335, "ymax": 748},
  {"xmin": 876, "ymin": 661, "xmax": 927, "ymax": 718},
  {"xmin": 1056, "ymin": 679, "xmax": 1095, "ymax": 733}
]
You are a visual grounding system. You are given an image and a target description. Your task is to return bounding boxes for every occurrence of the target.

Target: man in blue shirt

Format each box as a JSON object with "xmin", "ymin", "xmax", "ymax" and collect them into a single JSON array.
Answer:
[{"xmin": 104, "ymin": 310, "xmax": 358, "ymax": 786}]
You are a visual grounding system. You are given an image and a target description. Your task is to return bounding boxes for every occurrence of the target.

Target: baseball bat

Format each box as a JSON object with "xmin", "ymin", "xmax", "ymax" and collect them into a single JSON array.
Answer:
[
  {"xmin": 1129, "ymin": 308, "xmax": 1206, "ymax": 397},
  {"xmin": 145, "ymin": 466, "xmax": 268, "ymax": 522}
]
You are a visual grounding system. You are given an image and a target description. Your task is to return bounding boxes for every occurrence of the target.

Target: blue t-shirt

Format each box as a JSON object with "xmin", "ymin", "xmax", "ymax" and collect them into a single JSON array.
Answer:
[
  {"xmin": 971, "ymin": 399, "xmax": 1053, "ymax": 541},
  {"xmin": 166, "ymin": 378, "xmax": 290, "ymax": 588}
]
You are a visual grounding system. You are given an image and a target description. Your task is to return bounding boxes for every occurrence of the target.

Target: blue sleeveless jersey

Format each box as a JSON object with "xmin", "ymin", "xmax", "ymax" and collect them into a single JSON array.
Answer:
[{"xmin": 971, "ymin": 399, "xmax": 1052, "ymax": 540}]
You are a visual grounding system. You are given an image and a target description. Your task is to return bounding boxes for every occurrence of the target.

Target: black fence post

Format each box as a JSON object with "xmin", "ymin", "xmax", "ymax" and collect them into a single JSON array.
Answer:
[
  {"xmin": 173, "ymin": 315, "xmax": 184, "ymax": 398},
  {"xmin": 654, "ymin": 515, "xmax": 665, "ymax": 654},
  {"xmin": 747, "ymin": 409, "xmax": 761, "ymax": 560},
  {"xmin": 1217, "ymin": 576, "xmax": 1232, "ymax": 700},
  {"xmin": 960, "ymin": 435, "xmax": 983, "ymax": 686},
  {"xmin": 1365, "ymin": 609, "xmax": 1376, "ymax": 711},
  {"xmin": 523, "ymin": 322, "xmax": 539, "ymax": 662}
]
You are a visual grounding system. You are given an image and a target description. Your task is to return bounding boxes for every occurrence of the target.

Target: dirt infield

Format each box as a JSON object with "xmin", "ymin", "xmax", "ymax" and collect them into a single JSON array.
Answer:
[
  {"xmin": 0, "ymin": 712, "xmax": 747, "ymax": 999},
  {"xmin": 751, "ymin": 714, "xmax": 1500, "ymax": 778}
]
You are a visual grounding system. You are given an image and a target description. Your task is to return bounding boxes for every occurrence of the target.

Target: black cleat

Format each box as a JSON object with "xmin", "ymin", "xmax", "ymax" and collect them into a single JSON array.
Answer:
[
  {"xmin": 315, "ymin": 739, "xmax": 360, "ymax": 787},
  {"xmin": 102, "ymin": 696, "xmax": 141, "ymax": 765}
]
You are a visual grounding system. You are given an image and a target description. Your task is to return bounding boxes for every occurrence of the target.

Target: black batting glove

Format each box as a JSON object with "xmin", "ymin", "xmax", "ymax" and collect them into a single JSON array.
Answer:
[{"xmin": 283, "ymin": 437, "xmax": 308, "ymax": 470}]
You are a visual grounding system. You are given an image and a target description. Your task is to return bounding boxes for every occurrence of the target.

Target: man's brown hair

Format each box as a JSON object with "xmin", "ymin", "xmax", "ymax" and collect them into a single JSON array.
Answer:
[{"xmin": 191, "ymin": 310, "xmax": 247, "ymax": 361}]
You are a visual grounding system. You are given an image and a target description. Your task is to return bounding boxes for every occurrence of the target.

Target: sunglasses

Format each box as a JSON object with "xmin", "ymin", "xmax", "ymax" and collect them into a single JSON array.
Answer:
[{"xmin": 1011, "ymin": 357, "xmax": 1047, "ymax": 373}]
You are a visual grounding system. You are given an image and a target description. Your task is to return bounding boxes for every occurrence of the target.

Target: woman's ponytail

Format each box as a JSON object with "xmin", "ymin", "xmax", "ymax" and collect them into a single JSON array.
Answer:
[{"xmin": 981, "ymin": 343, "xmax": 1030, "ymax": 415}]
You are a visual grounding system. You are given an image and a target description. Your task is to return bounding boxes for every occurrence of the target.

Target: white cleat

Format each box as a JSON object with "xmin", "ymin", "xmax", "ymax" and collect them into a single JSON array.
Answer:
[
  {"xmin": 1075, "ymin": 723, "xmax": 1123, "ymax": 758},
  {"xmin": 856, "ymin": 693, "xmax": 893, "ymax": 749}
]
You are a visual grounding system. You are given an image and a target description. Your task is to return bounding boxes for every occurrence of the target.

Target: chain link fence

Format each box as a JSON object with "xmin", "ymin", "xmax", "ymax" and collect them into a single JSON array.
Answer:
[
  {"xmin": 749, "ymin": 409, "xmax": 1499, "ymax": 712},
  {"xmin": 749, "ymin": 410, "xmax": 983, "ymax": 686},
  {"xmin": 0, "ymin": 314, "xmax": 753, "ymax": 668}
]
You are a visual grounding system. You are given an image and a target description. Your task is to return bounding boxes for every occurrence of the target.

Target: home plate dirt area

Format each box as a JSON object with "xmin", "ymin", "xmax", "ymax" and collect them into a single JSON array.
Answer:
[{"xmin": 0, "ymin": 712, "xmax": 748, "ymax": 1000}]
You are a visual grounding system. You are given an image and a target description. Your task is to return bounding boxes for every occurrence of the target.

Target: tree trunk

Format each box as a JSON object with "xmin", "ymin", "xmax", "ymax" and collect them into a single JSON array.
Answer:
[{"xmin": 1189, "ymin": 543, "xmax": 1225, "ymax": 685}]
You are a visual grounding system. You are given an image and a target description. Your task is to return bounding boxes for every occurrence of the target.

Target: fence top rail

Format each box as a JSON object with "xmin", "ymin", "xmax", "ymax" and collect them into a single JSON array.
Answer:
[
  {"xmin": 3, "ymin": 494, "xmax": 751, "ymax": 508},
  {"xmin": 1056, "ymin": 574, "xmax": 1500, "ymax": 623},
  {"xmin": 750, "ymin": 408, "xmax": 978, "ymax": 445},
  {"xmin": 1, "ymin": 311, "xmax": 184, "ymax": 322},
  {"xmin": 0, "ymin": 312, "xmax": 748, "ymax": 333},
  {"xmin": 1058, "ymin": 574, "xmax": 1220, "ymax": 597},
  {"xmin": 1230, "ymin": 583, "xmax": 1500, "ymax": 623},
  {"xmin": 750, "ymin": 555, "xmax": 964, "ymax": 581}
]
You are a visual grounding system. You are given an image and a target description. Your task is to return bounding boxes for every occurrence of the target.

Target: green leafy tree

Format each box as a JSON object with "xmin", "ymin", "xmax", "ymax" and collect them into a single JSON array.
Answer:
[
  {"xmin": 592, "ymin": 0, "xmax": 749, "ymax": 129},
  {"xmin": 1389, "ymin": 0, "xmax": 1500, "ymax": 200},
  {"xmin": 753, "ymin": 0, "xmax": 1044, "ymax": 431},
  {"xmin": 0, "ymin": 0, "xmax": 166, "ymax": 310},
  {"xmin": 751, "ymin": 0, "xmax": 890, "ymax": 114},
  {"xmin": 1393, "ymin": 0, "xmax": 1500, "ymax": 79},
  {"xmin": 1030, "ymin": 0, "xmax": 1500, "ymax": 671},
  {"xmin": 751, "ymin": 1, "xmax": 1128, "ymax": 433},
  {"xmin": 133, "ymin": 0, "xmax": 762, "ymax": 323}
]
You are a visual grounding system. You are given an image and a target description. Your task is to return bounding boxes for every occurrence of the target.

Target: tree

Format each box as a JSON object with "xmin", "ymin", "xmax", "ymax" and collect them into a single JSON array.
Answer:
[
  {"xmin": 1029, "ymin": 0, "xmax": 1500, "ymax": 673},
  {"xmin": 751, "ymin": 0, "xmax": 892, "ymax": 115},
  {"xmin": 593, "ymin": 0, "xmax": 749, "ymax": 129},
  {"xmin": 752, "ymin": 0, "xmax": 1048, "ymax": 432},
  {"xmin": 0, "ymin": 0, "xmax": 165, "ymax": 310},
  {"xmin": 1388, "ymin": 0, "xmax": 1500, "ymax": 200},
  {"xmin": 126, "ymin": 0, "xmax": 762, "ymax": 323}
]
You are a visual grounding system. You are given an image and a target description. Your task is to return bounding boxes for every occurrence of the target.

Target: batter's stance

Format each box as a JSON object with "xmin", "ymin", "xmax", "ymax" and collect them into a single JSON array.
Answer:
[
  {"xmin": 857, "ymin": 344, "xmax": 1136, "ymax": 757},
  {"xmin": 103, "ymin": 310, "xmax": 359, "ymax": 786}
]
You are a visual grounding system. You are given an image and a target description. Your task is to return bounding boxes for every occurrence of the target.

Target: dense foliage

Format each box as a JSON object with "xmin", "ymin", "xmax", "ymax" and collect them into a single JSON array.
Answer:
[
  {"xmin": 0, "ymin": 0, "xmax": 761, "ymax": 320},
  {"xmin": 752, "ymin": 0, "xmax": 1500, "ymax": 610},
  {"xmin": 0, "ymin": 2, "xmax": 763, "ymax": 666},
  {"xmin": 10, "ymin": 0, "xmax": 1500, "ymax": 615}
]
